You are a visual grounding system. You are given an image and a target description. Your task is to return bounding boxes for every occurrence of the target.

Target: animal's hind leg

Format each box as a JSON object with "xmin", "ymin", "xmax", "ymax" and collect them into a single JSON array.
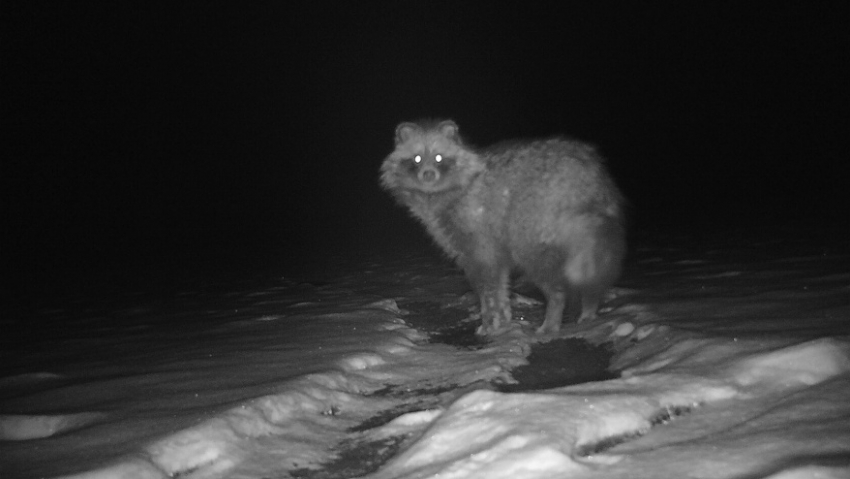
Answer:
[
  {"xmin": 536, "ymin": 285, "xmax": 567, "ymax": 335},
  {"xmin": 576, "ymin": 285, "xmax": 602, "ymax": 324}
]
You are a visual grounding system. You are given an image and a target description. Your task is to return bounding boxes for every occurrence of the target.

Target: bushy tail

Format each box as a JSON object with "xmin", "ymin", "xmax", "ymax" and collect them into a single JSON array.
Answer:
[{"xmin": 564, "ymin": 218, "xmax": 625, "ymax": 287}]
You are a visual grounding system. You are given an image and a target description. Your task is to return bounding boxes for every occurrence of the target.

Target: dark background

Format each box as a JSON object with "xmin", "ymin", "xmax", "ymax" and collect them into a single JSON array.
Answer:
[{"xmin": 3, "ymin": 3, "xmax": 848, "ymax": 312}]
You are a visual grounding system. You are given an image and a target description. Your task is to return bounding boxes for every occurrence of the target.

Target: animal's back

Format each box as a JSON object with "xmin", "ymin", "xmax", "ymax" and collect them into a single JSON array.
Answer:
[{"xmin": 466, "ymin": 138, "xmax": 624, "ymax": 270}]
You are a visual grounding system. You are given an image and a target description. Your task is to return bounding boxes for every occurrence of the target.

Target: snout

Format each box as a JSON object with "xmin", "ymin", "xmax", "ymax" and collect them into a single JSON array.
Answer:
[{"xmin": 418, "ymin": 166, "xmax": 440, "ymax": 184}]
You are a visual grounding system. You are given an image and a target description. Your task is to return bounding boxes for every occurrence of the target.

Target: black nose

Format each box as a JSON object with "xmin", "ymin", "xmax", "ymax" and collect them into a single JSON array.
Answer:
[{"xmin": 419, "ymin": 167, "xmax": 439, "ymax": 183}]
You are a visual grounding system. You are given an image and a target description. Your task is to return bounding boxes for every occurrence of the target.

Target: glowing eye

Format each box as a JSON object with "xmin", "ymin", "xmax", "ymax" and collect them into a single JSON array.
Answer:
[
  {"xmin": 435, "ymin": 154, "xmax": 443, "ymax": 162},
  {"xmin": 414, "ymin": 155, "xmax": 422, "ymax": 164}
]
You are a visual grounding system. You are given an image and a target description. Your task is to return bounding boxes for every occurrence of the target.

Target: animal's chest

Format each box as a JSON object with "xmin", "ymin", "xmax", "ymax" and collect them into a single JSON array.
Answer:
[{"xmin": 445, "ymin": 182, "xmax": 511, "ymax": 241}]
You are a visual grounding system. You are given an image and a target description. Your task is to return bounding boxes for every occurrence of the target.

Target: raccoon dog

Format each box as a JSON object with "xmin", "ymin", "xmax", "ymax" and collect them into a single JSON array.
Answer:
[{"xmin": 380, "ymin": 120, "xmax": 625, "ymax": 335}]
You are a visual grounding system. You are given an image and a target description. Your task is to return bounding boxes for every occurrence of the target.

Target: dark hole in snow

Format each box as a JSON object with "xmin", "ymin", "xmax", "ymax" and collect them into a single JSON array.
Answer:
[
  {"xmin": 496, "ymin": 338, "xmax": 617, "ymax": 392},
  {"xmin": 348, "ymin": 404, "xmax": 431, "ymax": 433},
  {"xmin": 397, "ymin": 299, "xmax": 485, "ymax": 348},
  {"xmin": 427, "ymin": 321, "xmax": 486, "ymax": 349},
  {"xmin": 289, "ymin": 435, "xmax": 408, "ymax": 479}
]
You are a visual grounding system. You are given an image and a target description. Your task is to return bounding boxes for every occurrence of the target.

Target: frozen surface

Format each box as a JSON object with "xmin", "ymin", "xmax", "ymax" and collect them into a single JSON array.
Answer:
[{"xmin": 1, "ymin": 233, "xmax": 849, "ymax": 478}]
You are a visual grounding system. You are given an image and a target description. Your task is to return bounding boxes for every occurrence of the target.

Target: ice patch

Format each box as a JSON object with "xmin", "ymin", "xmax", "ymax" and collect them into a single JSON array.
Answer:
[
  {"xmin": 385, "ymin": 409, "xmax": 443, "ymax": 428},
  {"xmin": 611, "ymin": 322, "xmax": 635, "ymax": 337},
  {"xmin": 341, "ymin": 353, "xmax": 388, "ymax": 371},
  {"xmin": 732, "ymin": 338, "xmax": 850, "ymax": 387},
  {"xmin": 147, "ymin": 424, "xmax": 235, "ymax": 476}
]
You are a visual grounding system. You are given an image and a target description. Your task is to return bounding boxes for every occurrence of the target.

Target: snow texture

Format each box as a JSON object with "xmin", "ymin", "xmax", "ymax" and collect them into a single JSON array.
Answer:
[{"xmin": 2, "ymin": 237, "xmax": 849, "ymax": 479}]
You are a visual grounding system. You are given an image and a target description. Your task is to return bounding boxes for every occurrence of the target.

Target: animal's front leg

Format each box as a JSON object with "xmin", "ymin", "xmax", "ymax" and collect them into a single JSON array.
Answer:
[{"xmin": 467, "ymin": 265, "xmax": 511, "ymax": 336}]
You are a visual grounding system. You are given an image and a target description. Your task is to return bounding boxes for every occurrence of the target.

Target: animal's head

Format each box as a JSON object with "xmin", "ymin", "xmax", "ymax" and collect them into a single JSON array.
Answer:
[{"xmin": 381, "ymin": 120, "xmax": 484, "ymax": 194}]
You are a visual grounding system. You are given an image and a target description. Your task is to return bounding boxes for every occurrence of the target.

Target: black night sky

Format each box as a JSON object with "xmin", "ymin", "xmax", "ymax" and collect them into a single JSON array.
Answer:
[{"xmin": 3, "ymin": 3, "xmax": 848, "ymax": 313}]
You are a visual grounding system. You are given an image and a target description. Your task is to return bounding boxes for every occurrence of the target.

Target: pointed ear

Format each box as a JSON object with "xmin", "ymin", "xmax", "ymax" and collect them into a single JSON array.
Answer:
[
  {"xmin": 395, "ymin": 122, "xmax": 419, "ymax": 144},
  {"xmin": 437, "ymin": 120, "xmax": 459, "ymax": 139}
]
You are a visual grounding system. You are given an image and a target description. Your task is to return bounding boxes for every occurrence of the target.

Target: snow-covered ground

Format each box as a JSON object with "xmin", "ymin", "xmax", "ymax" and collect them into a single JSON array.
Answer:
[{"xmin": 2, "ymin": 232, "xmax": 849, "ymax": 478}]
